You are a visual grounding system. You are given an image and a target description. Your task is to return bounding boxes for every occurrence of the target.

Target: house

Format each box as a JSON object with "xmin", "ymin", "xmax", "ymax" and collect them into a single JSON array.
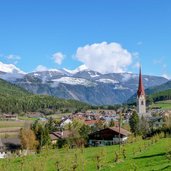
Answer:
[
  {"xmin": 0, "ymin": 139, "xmax": 5, "ymax": 158},
  {"xmin": 84, "ymin": 120, "xmax": 98, "ymax": 127},
  {"xmin": 0, "ymin": 114, "xmax": 18, "ymax": 121},
  {"xmin": 148, "ymin": 116, "xmax": 164, "ymax": 129},
  {"xmin": 60, "ymin": 118, "xmax": 72, "ymax": 127},
  {"xmin": 49, "ymin": 131, "xmax": 71, "ymax": 144},
  {"xmin": 89, "ymin": 127, "xmax": 131, "ymax": 146},
  {"xmin": 0, "ymin": 138, "xmax": 21, "ymax": 158}
]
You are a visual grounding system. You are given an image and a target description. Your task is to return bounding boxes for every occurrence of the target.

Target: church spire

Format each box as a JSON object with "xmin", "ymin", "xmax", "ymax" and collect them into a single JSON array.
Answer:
[{"xmin": 137, "ymin": 66, "xmax": 145, "ymax": 97}]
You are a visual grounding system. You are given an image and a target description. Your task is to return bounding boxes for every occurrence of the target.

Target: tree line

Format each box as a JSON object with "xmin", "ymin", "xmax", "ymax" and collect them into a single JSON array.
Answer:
[{"xmin": 0, "ymin": 78, "xmax": 90, "ymax": 114}]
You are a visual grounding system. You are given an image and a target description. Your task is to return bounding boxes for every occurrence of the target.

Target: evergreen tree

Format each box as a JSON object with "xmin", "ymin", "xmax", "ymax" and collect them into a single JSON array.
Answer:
[{"xmin": 129, "ymin": 111, "xmax": 139, "ymax": 136}]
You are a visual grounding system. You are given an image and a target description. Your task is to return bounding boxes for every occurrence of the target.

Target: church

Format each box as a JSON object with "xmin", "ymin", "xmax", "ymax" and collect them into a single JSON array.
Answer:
[{"xmin": 137, "ymin": 67, "xmax": 146, "ymax": 115}]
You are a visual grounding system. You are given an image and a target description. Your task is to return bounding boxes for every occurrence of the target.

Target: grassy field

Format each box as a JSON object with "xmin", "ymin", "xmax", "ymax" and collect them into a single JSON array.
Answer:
[
  {"xmin": 0, "ymin": 137, "xmax": 170, "ymax": 171},
  {"xmin": 0, "ymin": 120, "xmax": 33, "ymax": 138},
  {"xmin": 151, "ymin": 100, "xmax": 171, "ymax": 109}
]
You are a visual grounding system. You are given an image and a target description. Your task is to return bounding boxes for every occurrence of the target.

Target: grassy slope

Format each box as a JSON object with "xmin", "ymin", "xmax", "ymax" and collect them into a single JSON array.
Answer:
[
  {"xmin": 0, "ymin": 138, "xmax": 170, "ymax": 171},
  {"xmin": 151, "ymin": 100, "xmax": 171, "ymax": 109}
]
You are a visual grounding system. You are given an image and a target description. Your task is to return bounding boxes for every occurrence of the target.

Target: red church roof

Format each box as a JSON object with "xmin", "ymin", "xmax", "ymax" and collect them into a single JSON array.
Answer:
[{"xmin": 137, "ymin": 67, "xmax": 145, "ymax": 97}]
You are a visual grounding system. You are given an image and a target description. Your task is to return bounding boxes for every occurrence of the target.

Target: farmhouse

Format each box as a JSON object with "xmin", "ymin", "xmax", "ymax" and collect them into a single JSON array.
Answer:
[
  {"xmin": 0, "ymin": 138, "xmax": 21, "ymax": 158},
  {"xmin": 89, "ymin": 127, "xmax": 131, "ymax": 146},
  {"xmin": 49, "ymin": 130, "xmax": 71, "ymax": 144},
  {"xmin": 60, "ymin": 118, "xmax": 72, "ymax": 127},
  {"xmin": 0, "ymin": 114, "xmax": 18, "ymax": 121}
]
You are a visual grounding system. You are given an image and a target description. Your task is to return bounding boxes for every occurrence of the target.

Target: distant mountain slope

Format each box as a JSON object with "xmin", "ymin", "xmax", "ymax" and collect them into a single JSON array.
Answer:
[
  {"xmin": 145, "ymin": 80, "xmax": 171, "ymax": 95},
  {"xmin": 0, "ymin": 79, "xmax": 89, "ymax": 114},
  {"xmin": 127, "ymin": 80, "xmax": 171, "ymax": 104},
  {"xmin": 0, "ymin": 67, "xmax": 168, "ymax": 105}
]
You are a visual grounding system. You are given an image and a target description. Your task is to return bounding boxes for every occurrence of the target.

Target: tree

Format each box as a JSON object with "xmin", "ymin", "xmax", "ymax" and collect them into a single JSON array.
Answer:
[
  {"xmin": 45, "ymin": 117, "xmax": 56, "ymax": 132},
  {"xmin": 31, "ymin": 121, "xmax": 50, "ymax": 151},
  {"xmin": 129, "ymin": 111, "xmax": 139, "ymax": 136},
  {"xmin": 146, "ymin": 96, "xmax": 153, "ymax": 106},
  {"xmin": 109, "ymin": 119, "xmax": 115, "ymax": 127},
  {"xmin": 20, "ymin": 128, "xmax": 38, "ymax": 151},
  {"xmin": 79, "ymin": 124, "xmax": 91, "ymax": 141},
  {"xmin": 139, "ymin": 115, "xmax": 150, "ymax": 136}
]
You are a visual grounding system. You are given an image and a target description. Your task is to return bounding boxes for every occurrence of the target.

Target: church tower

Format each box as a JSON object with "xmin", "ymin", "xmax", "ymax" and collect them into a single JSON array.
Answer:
[{"xmin": 137, "ymin": 67, "xmax": 146, "ymax": 115}]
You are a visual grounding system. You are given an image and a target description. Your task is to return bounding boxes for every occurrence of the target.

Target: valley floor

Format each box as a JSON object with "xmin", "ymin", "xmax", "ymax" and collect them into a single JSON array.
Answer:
[{"xmin": 0, "ymin": 137, "xmax": 170, "ymax": 171}]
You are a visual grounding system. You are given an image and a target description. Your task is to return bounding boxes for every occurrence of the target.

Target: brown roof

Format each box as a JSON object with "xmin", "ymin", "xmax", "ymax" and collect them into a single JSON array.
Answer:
[
  {"xmin": 109, "ymin": 127, "xmax": 131, "ymax": 136},
  {"xmin": 49, "ymin": 133, "xmax": 59, "ymax": 141},
  {"xmin": 49, "ymin": 130, "xmax": 71, "ymax": 140},
  {"xmin": 84, "ymin": 120, "xmax": 97, "ymax": 125}
]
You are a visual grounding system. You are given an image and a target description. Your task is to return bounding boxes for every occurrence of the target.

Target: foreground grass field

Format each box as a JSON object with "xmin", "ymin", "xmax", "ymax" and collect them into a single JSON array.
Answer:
[
  {"xmin": 151, "ymin": 100, "xmax": 171, "ymax": 109},
  {"xmin": 0, "ymin": 137, "xmax": 170, "ymax": 171}
]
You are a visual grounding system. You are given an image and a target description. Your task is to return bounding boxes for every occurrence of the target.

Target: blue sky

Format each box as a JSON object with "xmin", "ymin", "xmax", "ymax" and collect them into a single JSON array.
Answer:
[{"xmin": 0, "ymin": 0, "xmax": 171, "ymax": 77}]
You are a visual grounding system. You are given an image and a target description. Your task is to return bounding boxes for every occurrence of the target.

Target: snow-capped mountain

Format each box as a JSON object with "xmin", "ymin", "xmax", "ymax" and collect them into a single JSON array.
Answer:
[
  {"xmin": 13, "ymin": 70, "xmax": 168, "ymax": 105},
  {"xmin": 63, "ymin": 64, "xmax": 89, "ymax": 75},
  {"xmin": 0, "ymin": 62, "xmax": 168, "ymax": 105},
  {"xmin": 0, "ymin": 62, "xmax": 25, "ymax": 81}
]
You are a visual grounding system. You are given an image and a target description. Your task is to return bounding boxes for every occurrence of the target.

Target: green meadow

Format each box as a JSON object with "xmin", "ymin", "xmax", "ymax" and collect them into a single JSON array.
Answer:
[
  {"xmin": 151, "ymin": 100, "xmax": 171, "ymax": 109},
  {"xmin": 0, "ymin": 137, "xmax": 170, "ymax": 171}
]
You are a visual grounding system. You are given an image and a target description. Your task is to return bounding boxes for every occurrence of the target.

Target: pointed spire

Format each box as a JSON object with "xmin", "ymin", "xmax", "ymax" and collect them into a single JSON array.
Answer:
[{"xmin": 137, "ymin": 66, "xmax": 145, "ymax": 97}]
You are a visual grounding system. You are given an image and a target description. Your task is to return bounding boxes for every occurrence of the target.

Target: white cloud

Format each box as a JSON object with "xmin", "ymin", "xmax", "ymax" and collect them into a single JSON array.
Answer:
[
  {"xmin": 75, "ymin": 42, "xmax": 132, "ymax": 73},
  {"xmin": 35, "ymin": 65, "xmax": 48, "ymax": 72},
  {"xmin": 133, "ymin": 62, "xmax": 140, "ymax": 69},
  {"xmin": 153, "ymin": 57, "xmax": 169, "ymax": 77},
  {"xmin": 6, "ymin": 54, "xmax": 21, "ymax": 60},
  {"xmin": 0, "ymin": 61, "xmax": 25, "ymax": 74},
  {"xmin": 52, "ymin": 52, "xmax": 64, "ymax": 65},
  {"xmin": 132, "ymin": 52, "xmax": 139, "ymax": 59}
]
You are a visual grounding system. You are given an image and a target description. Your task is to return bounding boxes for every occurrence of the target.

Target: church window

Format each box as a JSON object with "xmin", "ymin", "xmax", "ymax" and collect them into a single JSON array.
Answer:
[{"xmin": 141, "ymin": 101, "xmax": 144, "ymax": 105}]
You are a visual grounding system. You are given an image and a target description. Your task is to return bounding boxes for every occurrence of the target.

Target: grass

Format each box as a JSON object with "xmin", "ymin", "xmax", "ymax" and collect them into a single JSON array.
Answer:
[
  {"xmin": 0, "ymin": 138, "xmax": 170, "ymax": 171},
  {"xmin": 46, "ymin": 113, "xmax": 71, "ymax": 121},
  {"xmin": 151, "ymin": 100, "xmax": 171, "ymax": 109},
  {"xmin": 0, "ymin": 121, "xmax": 26, "ymax": 128},
  {"xmin": 0, "ymin": 120, "xmax": 33, "ymax": 138},
  {"xmin": 18, "ymin": 116, "xmax": 38, "ymax": 121}
]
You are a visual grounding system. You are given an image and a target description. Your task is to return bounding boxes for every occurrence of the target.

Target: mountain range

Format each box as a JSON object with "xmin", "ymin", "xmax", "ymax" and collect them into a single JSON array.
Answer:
[{"xmin": 0, "ymin": 62, "xmax": 169, "ymax": 105}]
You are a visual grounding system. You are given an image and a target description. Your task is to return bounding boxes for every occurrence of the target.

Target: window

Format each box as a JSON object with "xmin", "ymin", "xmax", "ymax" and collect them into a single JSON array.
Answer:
[{"xmin": 141, "ymin": 101, "xmax": 144, "ymax": 105}]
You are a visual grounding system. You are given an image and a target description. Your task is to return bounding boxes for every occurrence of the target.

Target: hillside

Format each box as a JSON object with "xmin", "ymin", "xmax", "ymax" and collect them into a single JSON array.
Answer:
[
  {"xmin": 0, "ymin": 138, "xmax": 170, "ymax": 170},
  {"xmin": 0, "ymin": 79, "xmax": 90, "ymax": 114},
  {"xmin": 150, "ymin": 89, "xmax": 171, "ymax": 102},
  {"xmin": 145, "ymin": 80, "xmax": 171, "ymax": 95},
  {"xmin": 127, "ymin": 85, "xmax": 171, "ymax": 106}
]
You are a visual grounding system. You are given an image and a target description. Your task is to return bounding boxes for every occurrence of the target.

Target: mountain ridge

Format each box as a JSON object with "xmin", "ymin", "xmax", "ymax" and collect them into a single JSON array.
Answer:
[{"xmin": 0, "ymin": 62, "xmax": 168, "ymax": 105}]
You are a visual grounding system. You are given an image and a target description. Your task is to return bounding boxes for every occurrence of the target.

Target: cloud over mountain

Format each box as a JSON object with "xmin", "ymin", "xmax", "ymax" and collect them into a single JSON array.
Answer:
[
  {"xmin": 0, "ymin": 61, "xmax": 25, "ymax": 74},
  {"xmin": 52, "ymin": 52, "xmax": 64, "ymax": 65},
  {"xmin": 75, "ymin": 42, "xmax": 132, "ymax": 74}
]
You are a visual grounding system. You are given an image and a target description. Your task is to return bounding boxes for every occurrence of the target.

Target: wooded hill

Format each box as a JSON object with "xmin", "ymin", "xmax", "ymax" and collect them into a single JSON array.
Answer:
[
  {"xmin": 149, "ymin": 89, "xmax": 171, "ymax": 102},
  {"xmin": 0, "ymin": 79, "xmax": 90, "ymax": 114}
]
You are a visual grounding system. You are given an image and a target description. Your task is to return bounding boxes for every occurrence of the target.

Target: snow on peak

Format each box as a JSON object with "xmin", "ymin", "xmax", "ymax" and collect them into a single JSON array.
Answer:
[
  {"xmin": 51, "ymin": 77, "xmax": 95, "ymax": 87},
  {"xmin": 63, "ymin": 64, "xmax": 89, "ymax": 74},
  {"xmin": 97, "ymin": 78, "xmax": 119, "ymax": 84},
  {"xmin": 88, "ymin": 71, "xmax": 100, "ymax": 78},
  {"xmin": 121, "ymin": 73, "xmax": 137, "ymax": 82},
  {"xmin": 0, "ymin": 61, "xmax": 25, "ymax": 74}
]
